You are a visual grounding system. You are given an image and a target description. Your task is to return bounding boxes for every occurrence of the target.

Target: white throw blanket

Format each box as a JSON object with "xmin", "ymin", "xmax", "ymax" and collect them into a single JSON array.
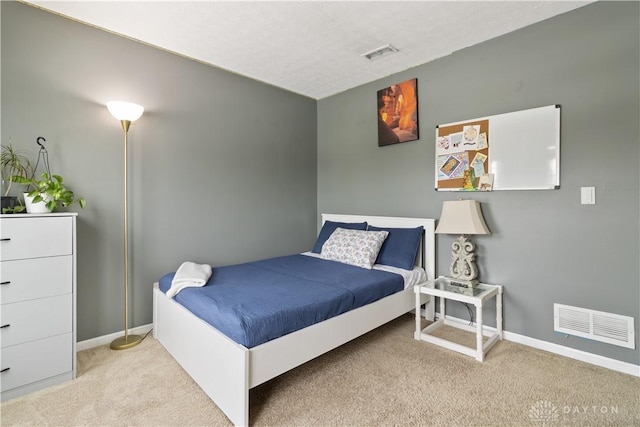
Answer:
[{"xmin": 167, "ymin": 261, "xmax": 213, "ymax": 298}]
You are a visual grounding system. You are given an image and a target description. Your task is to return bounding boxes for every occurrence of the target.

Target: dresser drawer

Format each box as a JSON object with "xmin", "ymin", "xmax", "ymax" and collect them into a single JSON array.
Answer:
[
  {"xmin": 0, "ymin": 256, "xmax": 72, "ymax": 304},
  {"xmin": 0, "ymin": 294, "xmax": 72, "ymax": 348},
  {"xmin": 0, "ymin": 217, "xmax": 73, "ymax": 261},
  {"xmin": 0, "ymin": 333, "xmax": 72, "ymax": 392}
]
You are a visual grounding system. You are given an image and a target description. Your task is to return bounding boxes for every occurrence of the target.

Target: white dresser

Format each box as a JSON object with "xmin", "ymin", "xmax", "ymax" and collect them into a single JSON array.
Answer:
[{"xmin": 0, "ymin": 213, "xmax": 77, "ymax": 401}]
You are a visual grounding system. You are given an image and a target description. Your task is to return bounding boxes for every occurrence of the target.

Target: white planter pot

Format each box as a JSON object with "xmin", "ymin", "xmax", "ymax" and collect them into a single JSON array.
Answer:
[{"xmin": 24, "ymin": 193, "xmax": 53, "ymax": 213}]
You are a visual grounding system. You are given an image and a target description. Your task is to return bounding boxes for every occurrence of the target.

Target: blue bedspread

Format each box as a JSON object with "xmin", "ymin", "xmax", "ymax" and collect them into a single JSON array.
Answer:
[{"xmin": 158, "ymin": 254, "xmax": 404, "ymax": 348}]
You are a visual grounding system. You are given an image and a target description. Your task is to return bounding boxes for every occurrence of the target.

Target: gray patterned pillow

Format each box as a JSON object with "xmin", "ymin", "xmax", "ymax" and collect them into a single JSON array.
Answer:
[{"xmin": 320, "ymin": 227, "xmax": 389, "ymax": 269}]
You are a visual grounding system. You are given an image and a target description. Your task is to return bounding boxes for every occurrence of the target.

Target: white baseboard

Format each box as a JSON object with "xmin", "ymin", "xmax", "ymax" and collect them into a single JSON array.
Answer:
[
  {"xmin": 76, "ymin": 323, "xmax": 153, "ymax": 351},
  {"xmin": 503, "ymin": 329, "xmax": 640, "ymax": 377},
  {"xmin": 436, "ymin": 314, "xmax": 640, "ymax": 378}
]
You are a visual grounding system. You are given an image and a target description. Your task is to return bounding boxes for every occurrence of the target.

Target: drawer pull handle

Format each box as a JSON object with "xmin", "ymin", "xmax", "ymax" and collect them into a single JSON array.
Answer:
[
  {"xmin": 0, "ymin": 238, "xmax": 10, "ymax": 241},
  {"xmin": 0, "ymin": 281, "xmax": 10, "ymax": 285},
  {"xmin": 0, "ymin": 368, "xmax": 9, "ymax": 373},
  {"xmin": 0, "ymin": 324, "xmax": 10, "ymax": 329}
]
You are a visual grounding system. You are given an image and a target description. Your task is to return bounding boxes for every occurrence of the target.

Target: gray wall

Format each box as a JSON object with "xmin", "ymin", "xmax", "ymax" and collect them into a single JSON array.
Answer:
[
  {"xmin": 318, "ymin": 1, "xmax": 639, "ymax": 365},
  {"xmin": 1, "ymin": 2, "xmax": 318, "ymax": 341},
  {"xmin": 3, "ymin": 1, "xmax": 638, "ymax": 367}
]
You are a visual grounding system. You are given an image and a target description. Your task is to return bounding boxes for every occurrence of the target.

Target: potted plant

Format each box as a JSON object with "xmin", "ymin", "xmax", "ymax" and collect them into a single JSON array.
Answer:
[
  {"xmin": 1, "ymin": 144, "xmax": 33, "ymax": 213},
  {"xmin": 9, "ymin": 137, "xmax": 86, "ymax": 213},
  {"xmin": 14, "ymin": 172, "xmax": 86, "ymax": 213}
]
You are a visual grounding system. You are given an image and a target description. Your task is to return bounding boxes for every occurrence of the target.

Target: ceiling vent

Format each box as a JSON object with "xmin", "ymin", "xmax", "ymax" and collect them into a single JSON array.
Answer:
[
  {"xmin": 554, "ymin": 303, "xmax": 635, "ymax": 349},
  {"xmin": 362, "ymin": 44, "xmax": 399, "ymax": 61}
]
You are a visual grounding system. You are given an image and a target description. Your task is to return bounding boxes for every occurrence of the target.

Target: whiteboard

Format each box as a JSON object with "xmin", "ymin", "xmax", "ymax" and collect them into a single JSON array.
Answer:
[{"xmin": 436, "ymin": 105, "xmax": 560, "ymax": 191}]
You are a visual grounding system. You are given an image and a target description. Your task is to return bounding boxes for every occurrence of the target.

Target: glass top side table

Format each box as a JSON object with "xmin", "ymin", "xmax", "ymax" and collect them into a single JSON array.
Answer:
[{"xmin": 414, "ymin": 276, "xmax": 503, "ymax": 361}]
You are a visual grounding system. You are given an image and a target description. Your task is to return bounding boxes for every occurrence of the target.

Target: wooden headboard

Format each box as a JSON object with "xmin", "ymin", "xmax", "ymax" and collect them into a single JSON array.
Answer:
[{"xmin": 321, "ymin": 213, "xmax": 436, "ymax": 282}]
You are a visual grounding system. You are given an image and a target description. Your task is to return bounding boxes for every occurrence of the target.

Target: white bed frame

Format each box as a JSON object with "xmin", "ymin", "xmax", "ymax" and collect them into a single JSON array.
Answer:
[{"xmin": 153, "ymin": 214, "xmax": 436, "ymax": 426}]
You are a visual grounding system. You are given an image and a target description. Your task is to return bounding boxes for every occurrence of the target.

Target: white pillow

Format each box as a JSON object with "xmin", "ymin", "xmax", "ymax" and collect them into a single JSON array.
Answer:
[{"xmin": 320, "ymin": 228, "xmax": 389, "ymax": 269}]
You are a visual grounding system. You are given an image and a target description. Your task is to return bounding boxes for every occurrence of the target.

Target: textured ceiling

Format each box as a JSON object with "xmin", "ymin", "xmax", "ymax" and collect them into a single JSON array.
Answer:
[{"xmin": 26, "ymin": 1, "xmax": 593, "ymax": 99}]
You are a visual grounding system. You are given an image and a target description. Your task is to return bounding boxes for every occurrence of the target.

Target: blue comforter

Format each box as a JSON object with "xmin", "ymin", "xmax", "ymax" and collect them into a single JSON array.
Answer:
[{"xmin": 158, "ymin": 254, "xmax": 404, "ymax": 348}]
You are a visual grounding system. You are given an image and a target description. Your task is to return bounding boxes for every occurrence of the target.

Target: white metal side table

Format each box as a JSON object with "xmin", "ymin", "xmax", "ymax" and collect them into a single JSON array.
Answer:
[{"xmin": 414, "ymin": 276, "xmax": 503, "ymax": 362}]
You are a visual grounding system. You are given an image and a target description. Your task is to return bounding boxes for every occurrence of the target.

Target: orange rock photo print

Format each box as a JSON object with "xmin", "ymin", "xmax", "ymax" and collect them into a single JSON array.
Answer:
[{"xmin": 377, "ymin": 78, "xmax": 419, "ymax": 146}]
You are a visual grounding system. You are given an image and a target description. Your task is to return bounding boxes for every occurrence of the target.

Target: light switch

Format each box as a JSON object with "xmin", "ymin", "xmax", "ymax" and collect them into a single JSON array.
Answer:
[{"xmin": 581, "ymin": 187, "xmax": 595, "ymax": 205}]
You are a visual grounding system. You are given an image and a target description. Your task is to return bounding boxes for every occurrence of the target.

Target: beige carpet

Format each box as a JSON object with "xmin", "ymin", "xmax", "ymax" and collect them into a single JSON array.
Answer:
[{"xmin": 2, "ymin": 314, "xmax": 639, "ymax": 426}]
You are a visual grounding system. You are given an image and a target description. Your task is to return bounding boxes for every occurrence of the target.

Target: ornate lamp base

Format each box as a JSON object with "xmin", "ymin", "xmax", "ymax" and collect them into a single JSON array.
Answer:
[
  {"xmin": 448, "ymin": 234, "xmax": 480, "ymax": 288},
  {"xmin": 110, "ymin": 334, "xmax": 142, "ymax": 350}
]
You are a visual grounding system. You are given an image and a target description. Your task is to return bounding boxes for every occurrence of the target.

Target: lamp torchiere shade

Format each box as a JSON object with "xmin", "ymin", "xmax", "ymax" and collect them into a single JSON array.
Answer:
[
  {"xmin": 107, "ymin": 100, "xmax": 144, "ymax": 350},
  {"xmin": 107, "ymin": 101, "xmax": 144, "ymax": 132},
  {"xmin": 435, "ymin": 200, "xmax": 490, "ymax": 287}
]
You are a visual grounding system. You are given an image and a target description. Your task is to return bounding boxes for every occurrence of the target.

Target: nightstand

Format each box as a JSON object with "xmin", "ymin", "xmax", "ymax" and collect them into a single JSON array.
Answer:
[{"xmin": 414, "ymin": 276, "xmax": 503, "ymax": 361}]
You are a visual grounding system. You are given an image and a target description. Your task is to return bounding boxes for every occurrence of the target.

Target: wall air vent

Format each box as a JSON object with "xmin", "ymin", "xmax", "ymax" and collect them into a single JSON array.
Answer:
[
  {"xmin": 362, "ymin": 44, "xmax": 399, "ymax": 60},
  {"xmin": 554, "ymin": 303, "xmax": 635, "ymax": 349}
]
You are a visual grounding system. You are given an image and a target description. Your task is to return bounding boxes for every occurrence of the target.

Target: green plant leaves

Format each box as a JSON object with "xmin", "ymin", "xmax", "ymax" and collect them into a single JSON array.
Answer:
[{"xmin": 19, "ymin": 172, "xmax": 85, "ymax": 212}]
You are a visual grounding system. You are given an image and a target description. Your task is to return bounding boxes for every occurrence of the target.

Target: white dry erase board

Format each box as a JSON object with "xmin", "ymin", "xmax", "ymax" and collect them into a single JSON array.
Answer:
[{"xmin": 435, "ymin": 105, "xmax": 560, "ymax": 191}]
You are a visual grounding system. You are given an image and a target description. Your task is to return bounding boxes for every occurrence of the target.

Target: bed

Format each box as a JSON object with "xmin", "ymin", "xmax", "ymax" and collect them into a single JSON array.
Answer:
[{"xmin": 152, "ymin": 214, "xmax": 436, "ymax": 426}]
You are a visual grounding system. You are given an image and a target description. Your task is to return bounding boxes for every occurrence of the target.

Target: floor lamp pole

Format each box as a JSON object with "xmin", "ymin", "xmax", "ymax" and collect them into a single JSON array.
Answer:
[{"xmin": 110, "ymin": 119, "xmax": 142, "ymax": 350}]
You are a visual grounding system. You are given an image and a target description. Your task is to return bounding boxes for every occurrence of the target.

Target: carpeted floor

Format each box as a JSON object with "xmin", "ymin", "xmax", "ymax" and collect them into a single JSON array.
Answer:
[{"xmin": 1, "ymin": 314, "xmax": 639, "ymax": 426}]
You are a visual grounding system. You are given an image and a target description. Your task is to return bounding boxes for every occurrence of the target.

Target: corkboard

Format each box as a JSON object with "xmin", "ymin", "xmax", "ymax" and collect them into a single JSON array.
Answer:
[{"xmin": 435, "ymin": 119, "xmax": 489, "ymax": 190}]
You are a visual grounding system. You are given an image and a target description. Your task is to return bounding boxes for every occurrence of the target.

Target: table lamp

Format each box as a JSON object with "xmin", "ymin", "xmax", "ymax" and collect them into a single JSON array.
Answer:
[{"xmin": 435, "ymin": 200, "xmax": 490, "ymax": 288}]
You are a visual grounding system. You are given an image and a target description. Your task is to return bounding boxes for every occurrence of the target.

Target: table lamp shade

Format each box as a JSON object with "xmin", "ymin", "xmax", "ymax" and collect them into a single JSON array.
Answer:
[{"xmin": 435, "ymin": 200, "xmax": 490, "ymax": 235}]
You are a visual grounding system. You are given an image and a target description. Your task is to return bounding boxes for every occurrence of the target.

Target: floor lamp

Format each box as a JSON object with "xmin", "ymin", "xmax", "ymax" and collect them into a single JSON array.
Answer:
[{"xmin": 107, "ymin": 101, "xmax": 144, "ymax": 350}]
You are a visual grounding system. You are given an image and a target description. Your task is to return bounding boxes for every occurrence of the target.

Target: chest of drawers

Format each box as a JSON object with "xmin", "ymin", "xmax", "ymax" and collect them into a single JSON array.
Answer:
[{"xmin": 0, "ymin": 213, "xmax": 77, "ymax": 401}]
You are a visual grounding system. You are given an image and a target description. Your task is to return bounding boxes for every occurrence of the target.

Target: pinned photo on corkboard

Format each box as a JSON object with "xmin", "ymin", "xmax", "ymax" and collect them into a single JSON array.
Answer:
[{"xmin": 377, "ymin": 78, "xmax": 419, "ymax": 147}]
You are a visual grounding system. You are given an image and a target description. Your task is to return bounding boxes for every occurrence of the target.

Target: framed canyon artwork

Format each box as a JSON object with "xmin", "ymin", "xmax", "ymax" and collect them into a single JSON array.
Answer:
[{"xmin": 377, "ymin": 78, "xmax": 419, "ymax": 147}]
